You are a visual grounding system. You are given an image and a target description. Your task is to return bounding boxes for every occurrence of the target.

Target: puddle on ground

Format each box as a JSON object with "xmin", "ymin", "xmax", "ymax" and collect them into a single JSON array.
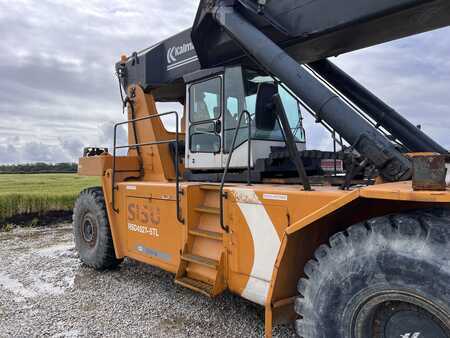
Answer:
[
  {"xmin": 0, "ymin": 271, "xmax": 38, "ymax": 301},
  {"xmin": 0, "ymin": 225, "xmax": 80, "ymax": 302}
]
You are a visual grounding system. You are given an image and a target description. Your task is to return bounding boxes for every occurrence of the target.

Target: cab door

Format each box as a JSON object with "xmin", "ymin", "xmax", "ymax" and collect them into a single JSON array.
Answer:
[{"xmin": 186, "ymin": 76, "xmax": 223, "ymax": 169}]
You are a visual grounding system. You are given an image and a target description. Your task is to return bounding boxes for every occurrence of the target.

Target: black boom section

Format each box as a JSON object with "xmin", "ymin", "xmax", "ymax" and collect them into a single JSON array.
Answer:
[
  {"xmin": 192, "ymin": 0, "xmax": 450, "ymax": 67},
  {"xmin": 118, "ymin": 29, "xmax": 201, "ymax": 97},
  {"xmin": 121, "ymin": 0, "xmax": 450, "ymax": 98},
  {"xmin": 309, "ymin": 59, "xmax": 448, "ymax": 154},
  {"xmin": 196, "ymin": 1, "xmax": 413, "ymax": 182}
]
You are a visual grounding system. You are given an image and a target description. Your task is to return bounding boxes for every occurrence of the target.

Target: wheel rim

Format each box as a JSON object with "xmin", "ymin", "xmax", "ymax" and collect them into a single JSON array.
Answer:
[
  {"xmin": 81, "ymin": 214, "xmax": 97, "ymax": 246},
  {"xmin": 352, "ymin": 291, "xmax": 450, "ymax": 338}
]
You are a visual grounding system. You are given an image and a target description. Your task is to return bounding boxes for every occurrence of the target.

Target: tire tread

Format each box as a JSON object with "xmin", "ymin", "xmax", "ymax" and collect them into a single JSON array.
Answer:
[
  {"xmin": 295, "ymin": 207, "xmax": 450, "ymax": 338},
  {"xmin": 73, "ymin": 187, "xmax": 121, "ymax": 270}
]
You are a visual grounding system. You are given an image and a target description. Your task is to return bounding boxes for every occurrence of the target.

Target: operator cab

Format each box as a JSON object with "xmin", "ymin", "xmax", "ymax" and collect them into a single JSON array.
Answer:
[{"xmin": 184, "ymin": 65, "xmax": 305, "ymax": 172}]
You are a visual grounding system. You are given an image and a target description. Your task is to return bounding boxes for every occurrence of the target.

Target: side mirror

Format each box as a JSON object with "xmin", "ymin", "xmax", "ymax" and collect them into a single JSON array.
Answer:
[{"xmin": 255, "ymin": 82, "xmax": 278, "ymax": 131}]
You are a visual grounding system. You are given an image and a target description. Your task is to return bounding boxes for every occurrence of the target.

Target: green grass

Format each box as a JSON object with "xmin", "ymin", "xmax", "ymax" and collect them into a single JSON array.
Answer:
[{"xmin": 0, "ymin": 174, "xmax": 100, "ymax": 223}]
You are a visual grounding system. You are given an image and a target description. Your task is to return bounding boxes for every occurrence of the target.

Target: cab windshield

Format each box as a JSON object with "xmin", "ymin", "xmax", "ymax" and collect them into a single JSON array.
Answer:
[{"xmin": 224, "ymin": 67, "xmax": 305, "ymax": 153}]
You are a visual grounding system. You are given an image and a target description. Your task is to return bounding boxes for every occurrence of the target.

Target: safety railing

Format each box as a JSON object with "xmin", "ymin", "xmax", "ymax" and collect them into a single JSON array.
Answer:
[
  {"xmin": 111, "ymin": 111, "xmax": 184, "ymax": 224},
  {"xmin": 219, "ymin": 110, "xmax": 252, "ymax": 232}
]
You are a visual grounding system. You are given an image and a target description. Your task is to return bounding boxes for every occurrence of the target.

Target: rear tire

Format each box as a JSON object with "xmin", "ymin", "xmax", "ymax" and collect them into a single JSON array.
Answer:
[
  {"xmin": 295, "ymin": 208, "xmax": 450, "ymax": 338},
  {"xmin": 73, "ymin": 187, "xmax": 122, "ymax": 270}
]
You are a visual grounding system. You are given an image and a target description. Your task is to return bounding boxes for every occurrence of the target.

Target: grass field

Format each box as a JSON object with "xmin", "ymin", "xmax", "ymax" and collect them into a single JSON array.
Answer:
[{"xmin": 0, "ymin": 174, "xmax": 100, "ymax": 224}]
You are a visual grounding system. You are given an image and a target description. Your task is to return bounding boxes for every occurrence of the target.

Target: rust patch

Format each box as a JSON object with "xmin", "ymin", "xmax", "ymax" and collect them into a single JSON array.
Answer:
[{"xmin": 412, "ymin": 155, "xmax": 447, "ymax": 191}]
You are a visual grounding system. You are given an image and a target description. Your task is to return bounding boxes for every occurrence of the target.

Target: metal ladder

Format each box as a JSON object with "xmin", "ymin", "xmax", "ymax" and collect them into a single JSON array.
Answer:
[
  {"xmin": 175, "ymin": 111, "xmax": 253, "ymax": 296},
  {"xmin": 175, "ymin": 184, "xmax": 226, "ymax": 297}
]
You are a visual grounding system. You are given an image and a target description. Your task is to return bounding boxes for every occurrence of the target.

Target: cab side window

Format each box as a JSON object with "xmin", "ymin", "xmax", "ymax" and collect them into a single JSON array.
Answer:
[
  {"xmin": 189, "ymin": 78, "xmax": 221, "ymax": 123},
  {"xmin": 189, "ymin": 77, "xmax": 222, "ymax": 153}
]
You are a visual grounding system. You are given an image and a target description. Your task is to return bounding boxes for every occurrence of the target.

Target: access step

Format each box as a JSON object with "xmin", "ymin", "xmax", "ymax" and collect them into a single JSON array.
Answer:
[
  {"xmin": 189, "ymin": 229, "xmax": 223, "ymax": 241},
  {"xmin": 175, "ymin": 276, "xmax": 213, "ymax": 297},
  {"xmin": 195, "ymin": 206, "xmax": 220, "ymax": 215},
  {"xmin": 181, "ymin": 253, "xmax": 219, "ymax": 269}
]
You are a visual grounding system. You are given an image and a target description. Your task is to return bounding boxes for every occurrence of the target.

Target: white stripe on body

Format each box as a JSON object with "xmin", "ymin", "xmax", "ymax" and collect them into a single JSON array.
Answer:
[{"xmin": 233, "ymin": 189, "xmax": 281, "ymax": 305}]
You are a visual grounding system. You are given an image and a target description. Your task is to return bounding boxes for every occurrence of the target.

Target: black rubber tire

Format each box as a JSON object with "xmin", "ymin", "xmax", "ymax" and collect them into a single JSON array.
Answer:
[
  {"xmin": 73, "ymin": 187, "xmax": 122, "ymax": 270},
  {"xmin": 295, "ymin": 208, "xmax": 450, "ymax": 338}
]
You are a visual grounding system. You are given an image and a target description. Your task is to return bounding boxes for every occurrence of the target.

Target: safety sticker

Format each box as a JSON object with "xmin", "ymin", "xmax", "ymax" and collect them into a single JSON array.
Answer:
[{"xmin": 263, "ymin": 194, "xmax": 288, "ymax": 201}]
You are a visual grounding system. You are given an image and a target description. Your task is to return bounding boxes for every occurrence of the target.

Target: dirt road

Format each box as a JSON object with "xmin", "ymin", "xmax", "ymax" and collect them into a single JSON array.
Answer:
[{"xmin": 0, "ymin": 224, "xmax": 295, "ymax": 337}]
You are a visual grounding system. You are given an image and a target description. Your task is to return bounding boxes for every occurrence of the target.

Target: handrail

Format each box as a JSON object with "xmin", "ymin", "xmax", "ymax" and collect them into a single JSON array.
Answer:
[
  {"xmin": 111, "ymin": 110, "xmax": 184, "ymax": 224},
  {"xmin": 220, "ymin": 110, "xmax": 252, "ymax": 232}
]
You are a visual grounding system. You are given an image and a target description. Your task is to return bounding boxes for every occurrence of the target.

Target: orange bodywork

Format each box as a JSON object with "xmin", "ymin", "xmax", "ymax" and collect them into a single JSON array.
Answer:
[{"xmin": 79, "ymin": 88, "xmax": 450, "ymax": 337}]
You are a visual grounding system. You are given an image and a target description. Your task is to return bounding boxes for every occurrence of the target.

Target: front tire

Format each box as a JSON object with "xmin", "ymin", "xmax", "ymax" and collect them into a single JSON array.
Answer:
[
  {"xmin": 295, "ymin": 208, "xmax": 450, "ymax": 338},
  {"xmin": 73, "ymin": 187, "xmax": 122, "ymax": 270}
]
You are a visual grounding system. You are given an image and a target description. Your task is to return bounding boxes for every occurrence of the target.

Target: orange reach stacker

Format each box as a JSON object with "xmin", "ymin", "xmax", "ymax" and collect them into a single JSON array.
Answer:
[{"xmin": 74, "ymin": 1, "xmax": 450, "ymax": 337}]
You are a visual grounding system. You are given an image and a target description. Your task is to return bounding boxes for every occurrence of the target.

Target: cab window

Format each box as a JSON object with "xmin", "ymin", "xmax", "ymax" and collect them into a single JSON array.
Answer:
[
  {"xmin": 189, "ymin": 77, "xmax": 222, "ymax": 123},
  {"xmin": 189, "ymin": 77, "xmax": 222, "ymax": 153}
]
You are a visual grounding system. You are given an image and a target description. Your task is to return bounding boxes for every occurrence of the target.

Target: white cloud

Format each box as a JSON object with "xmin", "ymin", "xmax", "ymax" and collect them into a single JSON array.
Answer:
[
  {"xmin": 330, "ymin": 27, "xmax": 450, "ymax": 149},
  {"xmin": 0, "ymin": 0, "xmax": 199, "ymax": 164},
  {"xmin": 0, "ymin": 0, "xmax": 448, "ymax": 163}
]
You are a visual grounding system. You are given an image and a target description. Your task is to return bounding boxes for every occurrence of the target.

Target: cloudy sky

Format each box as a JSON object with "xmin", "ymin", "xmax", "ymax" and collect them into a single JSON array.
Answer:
[{"xmin": 0, "ymin": 0, "xmax": 449, "ymax": 164}]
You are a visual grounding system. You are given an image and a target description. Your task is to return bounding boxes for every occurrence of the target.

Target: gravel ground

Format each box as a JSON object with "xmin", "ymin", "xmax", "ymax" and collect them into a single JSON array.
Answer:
[{"xmin": 0, "ymin": 224, "xmax": 296, "ymax": 337}]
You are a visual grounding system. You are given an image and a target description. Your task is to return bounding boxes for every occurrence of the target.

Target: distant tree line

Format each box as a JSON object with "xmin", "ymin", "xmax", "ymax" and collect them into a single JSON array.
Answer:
[{"xmin": 0, "ymin": 163, "xmax": 77, "ymax": 174}]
